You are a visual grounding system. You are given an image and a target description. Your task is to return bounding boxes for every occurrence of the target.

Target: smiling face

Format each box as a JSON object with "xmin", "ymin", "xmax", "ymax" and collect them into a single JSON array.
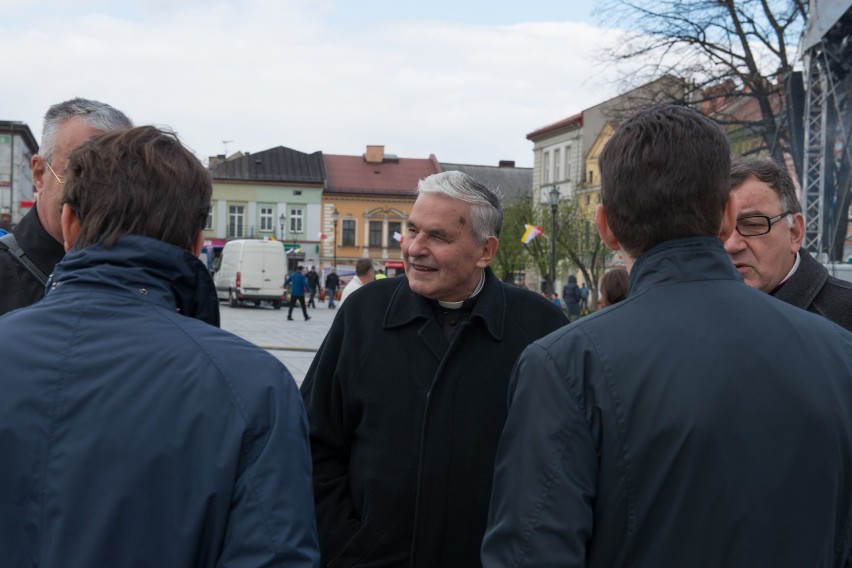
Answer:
[
  {"xmin": 723, "ymin": 177, "xmax": 804, "ymax": 292},
  {"xmin": 403, "ymin": 193, "xmax": 498, "ymax": 302}
]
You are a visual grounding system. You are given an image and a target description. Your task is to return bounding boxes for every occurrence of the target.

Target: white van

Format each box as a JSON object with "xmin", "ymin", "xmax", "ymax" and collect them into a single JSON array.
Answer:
[{"xmin": 214, "ymin": 239, "xmax": 287, "ymax": 309}]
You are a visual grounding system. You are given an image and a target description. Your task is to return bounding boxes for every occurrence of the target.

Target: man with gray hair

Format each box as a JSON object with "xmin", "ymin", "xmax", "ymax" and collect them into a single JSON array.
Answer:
[
  {"xmin": 723, "ymin": 156, "xmax": 852, "ymax": 330},
  {"xmin": 300, "ymin": 171, "xmax": 567, "ymax": 567},
  {"xmin": 0, "ymin": 97, "xmax": 132, "ymax": 315}
]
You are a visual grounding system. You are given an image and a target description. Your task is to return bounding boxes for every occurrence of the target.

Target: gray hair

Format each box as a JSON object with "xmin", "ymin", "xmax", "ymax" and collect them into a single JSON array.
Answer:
[
  {"xmin": 416, "ymin": 171, "xmax": 503, "ymax": 242},
  {"xmin": 730, "ymin": 156, "xmax": 800, "ymax": 228},
  {"xmin": 40, "ymin": 98, "xmax": 133, "ymax": 162}
]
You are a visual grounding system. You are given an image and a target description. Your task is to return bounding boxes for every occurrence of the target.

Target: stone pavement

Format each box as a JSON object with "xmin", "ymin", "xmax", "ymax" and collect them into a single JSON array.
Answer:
[{"xmin": 219, "ymin": 299, "xmax": 338, "ymax": 387}]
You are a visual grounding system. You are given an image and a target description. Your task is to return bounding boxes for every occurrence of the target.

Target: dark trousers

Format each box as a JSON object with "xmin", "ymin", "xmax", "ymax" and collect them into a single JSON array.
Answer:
[
  {"xmin": 288, "ymin": 295, "xmax": 309, "ymax": 319},
  {"xmin": 308, "ymin": 288, "xmax": 316, "ymax": 308}
]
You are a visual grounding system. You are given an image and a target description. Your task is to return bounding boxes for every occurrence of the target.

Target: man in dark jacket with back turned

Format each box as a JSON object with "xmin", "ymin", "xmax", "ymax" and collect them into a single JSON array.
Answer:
[
  {"xmin": 483, "ymin": 106, "xmax": 852, "ymax": 566},
  {"xmin": 301, "ymin": 171, "xmax": 567, "ymax": 567},
  {"xmin": 0, "ymin": 126, "xmax": 319, "ymax": 567}
]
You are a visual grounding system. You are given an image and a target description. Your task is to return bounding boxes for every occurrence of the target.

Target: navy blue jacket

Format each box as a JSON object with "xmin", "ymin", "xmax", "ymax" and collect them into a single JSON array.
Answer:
[
  {"xmin": 0, "ymin": 236, "xmax": 319, "ymax": 567},
  {"xmin": 483, "ymin": 238, "xmax": 852, "ymax": 567},
  {"xmin": 287, "ymin": 270, "xmax": 309, "ymax": 297}
]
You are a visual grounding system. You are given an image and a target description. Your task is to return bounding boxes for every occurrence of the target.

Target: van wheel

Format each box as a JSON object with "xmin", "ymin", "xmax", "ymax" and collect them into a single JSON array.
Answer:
[
  {"xmin": 272, "ymin": 301, "xmax": 282, "ymax": 310},
  {"xmin": 228, "ymin": 290, "xmax": 238, "ymax": 308}
]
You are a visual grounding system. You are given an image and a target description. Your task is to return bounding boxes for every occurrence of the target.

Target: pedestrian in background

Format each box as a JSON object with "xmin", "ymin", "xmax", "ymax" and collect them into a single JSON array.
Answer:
[
  {"xmin": 306, "ymin": 265, "xmax": 319, "ymax": 308},
  {"xmin": 597, "ymin": 267, "xmax": 629, "ymax": 309},
  {"xmin": 324, "ymin": 268, "xmax": 339, "ymax": 309},
  {"xmin": 338, "ymin": 258, "xmax": 375, "ymax": 306},
  {"xmin": 0, "ymin": 126, "xmax": 318, "ymax": 567},
  {"xmin": 301, "ymin": 171, "xmax": 567, "ymax": 567},
  {"xmin": 562, "ymin": 274, "xmax": 581, "ymax": 321},
  {"xmin": 286, "ymin": 265, "xmax": 311, "ymax": 321},
  {"xmin": 482, "ymin": 105, "xmax": 852, "ymax": 566}
]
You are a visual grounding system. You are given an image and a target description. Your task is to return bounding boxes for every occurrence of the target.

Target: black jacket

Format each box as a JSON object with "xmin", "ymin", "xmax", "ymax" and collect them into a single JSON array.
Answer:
[
  {"xmin": 483, "ymin": 238, "xmax": 852, "ymax": 567},
  {"xmin": 301, "ymin": 268, "xmax": 567, "ymax": 567},
  {"xmin": 0, "ymin": 206, "xmax": 65, "ymax": 315},
  {"xmin": 772, "ymin": 250, "xmax": 852, "ymax": 331}
]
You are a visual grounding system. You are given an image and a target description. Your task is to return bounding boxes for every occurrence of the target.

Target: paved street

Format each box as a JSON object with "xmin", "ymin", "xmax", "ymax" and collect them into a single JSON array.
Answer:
[{"xmin": 219, "ymin": 299, "xmax": 336, "ymax": 387}]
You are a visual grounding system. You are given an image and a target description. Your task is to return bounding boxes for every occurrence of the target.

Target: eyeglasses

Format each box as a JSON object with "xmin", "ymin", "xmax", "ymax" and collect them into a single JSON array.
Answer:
[
  {"xmin": 735, "ymin": 211, "xmax": 792, "ymax": 237},
  {"xmin": 42, "ymin": 157, "xmax": 66, "ymax": 184}
]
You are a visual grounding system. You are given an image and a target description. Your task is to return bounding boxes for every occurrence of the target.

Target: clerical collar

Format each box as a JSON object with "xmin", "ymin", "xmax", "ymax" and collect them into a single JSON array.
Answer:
[{"xmin": 437, "ymin": 270, "xmax": 486, "ymax": 310}]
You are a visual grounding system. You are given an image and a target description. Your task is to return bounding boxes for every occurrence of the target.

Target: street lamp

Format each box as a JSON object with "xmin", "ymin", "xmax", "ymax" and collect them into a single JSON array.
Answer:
[
  {"xmin": 549, "ymin": 185, "xmax": 560, "ymax": 295},
  {"xmin": 279, "ymin": 212, "xmax": 286, "ymax": 241},
  {"xmin": 330, "ymin": 208, "xmax": 340, "ymax": 271}
]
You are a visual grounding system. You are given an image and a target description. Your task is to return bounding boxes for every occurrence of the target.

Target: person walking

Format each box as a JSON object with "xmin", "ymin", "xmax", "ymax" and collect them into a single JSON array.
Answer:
[
  {"xmin": 285, "ymin": 266, "xmax": 311, "ymax": 321},
  {"xmin": 324, "ymin": 268, "xmax": 339, "ymax": 309},
  {"xmin": 562, "ymin": 275, "xmax": 582, "ymax": 321},
  {"xmin": 306, "ymin": 265, "xmax": 319, "ymax": 308}
]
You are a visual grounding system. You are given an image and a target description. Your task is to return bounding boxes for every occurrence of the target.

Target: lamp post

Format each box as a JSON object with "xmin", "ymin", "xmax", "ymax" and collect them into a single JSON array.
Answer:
[
  {"xmin": 549, "ymin": 185, "xmax": 560, "ymax": 295},
  {"xmin": 330, "ymin": 208, "xmax": 340, "ymax": 271},
  {"xmin": 279, "ymin": 212, "xmax": 286, "ymax": 241}
]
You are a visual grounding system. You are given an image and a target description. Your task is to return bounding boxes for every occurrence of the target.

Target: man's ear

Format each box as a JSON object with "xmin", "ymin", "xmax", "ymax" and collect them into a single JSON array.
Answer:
[
  {"xmin": 475, "ymin": 235, "xmax": 499, "ymax": 268},
  {"xmin": 60, "ymin": 204, "xmax": 81, "ymax": 252},
  {"xmin": 789, "ymin": 212, "xmax": 805, "ymax": 254},
  {"xmin": 191, "ymin": 230, "xmax": 205, "ymax": 257},
  {"xmin": 718, "ymin": 196, "xmax": 737, "ymax": 242},
  {"xmin": 32, "ymin": 155, "xmax": 46, "ymax": 197},
  {"xmin": 594, "ymin": 204, "xmax": 620, "ymax": 251}
]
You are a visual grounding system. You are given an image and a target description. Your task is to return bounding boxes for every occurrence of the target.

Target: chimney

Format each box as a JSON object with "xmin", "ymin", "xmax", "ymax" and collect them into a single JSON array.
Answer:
[
  {"xmin": 498, "ymin": 160, "xmax": 515, "ymax": 168},
  {"xmin": 365, "ymin": 145, "xmax": 384, "ymax": 163}
]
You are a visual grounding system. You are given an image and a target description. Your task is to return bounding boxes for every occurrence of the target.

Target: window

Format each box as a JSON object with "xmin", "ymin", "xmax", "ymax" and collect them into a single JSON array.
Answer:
[
  {"xmin": 554, "ymin": 148, "xmax": 561, "ymax": 181},
  {"xmin": 289, "ymin": 207, "xmax": 303, "ymax": 234},
  {"xmin": 369, "ymin": 221, "xmax": 382, "ymax": 247},
  {"xmin": 543, "ymin": 151, "xmax": 550, "ymax": 183},
  {"xmin": 228, "ymin": 205, "xmax": 244, "ymax": 238},
  {"xmin": 565, "ymin": 147, "xmax": 571, "ymax": 180},
  {"xmin": 342, "ymin": 219, "xmax": 356, "ymax": 246},
  {"xmin": 388, "ymin": 221, "xmax": 401, "ymax": 248},
  {"xmin": 588, "ymin": 171, "xmax": 594, "ymax": 185},
  {"xmin": 205, "ymin": 205, "xmax": 213, "ymax": 230},
  {"xmin": 260, "ymin": 207, "xmax": 273, "ymax": 232}
]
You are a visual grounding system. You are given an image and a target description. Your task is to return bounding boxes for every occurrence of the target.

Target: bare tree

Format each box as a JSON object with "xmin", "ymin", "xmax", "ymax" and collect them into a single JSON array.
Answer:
[{"xmin": 598, "ymin": 0, "xmax": 808, "ymax": 162}]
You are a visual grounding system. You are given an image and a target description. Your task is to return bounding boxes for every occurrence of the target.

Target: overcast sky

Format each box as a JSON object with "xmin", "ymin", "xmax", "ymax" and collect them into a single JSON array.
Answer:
[{"xmin": 1, "ymin": 0, "xmax": 630, "ymax": 167}]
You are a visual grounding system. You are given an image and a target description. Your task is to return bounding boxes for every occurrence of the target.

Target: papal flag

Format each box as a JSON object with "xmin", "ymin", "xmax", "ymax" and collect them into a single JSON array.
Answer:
[{"xmin": 521, "ymin": 224, "xmax": 543, "ymax": 244}]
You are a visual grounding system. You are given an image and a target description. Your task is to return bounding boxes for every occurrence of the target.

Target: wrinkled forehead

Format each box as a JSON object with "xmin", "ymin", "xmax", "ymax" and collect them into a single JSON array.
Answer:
[{"xmin": 411, "ymin": 193, "xmax": 472, "ymax": 228}]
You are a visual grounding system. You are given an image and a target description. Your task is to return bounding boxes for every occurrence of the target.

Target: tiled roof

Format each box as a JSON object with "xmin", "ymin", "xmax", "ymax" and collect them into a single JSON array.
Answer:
[
  {"xmin": 323, "ymin": 153, "xmax": 441, "ymax": 197},
  {"xmin": 210, "ymin": 146, "xmax": 325, "ymax": 184},
  {"xmin": 526, "ymin": 113, "xmax": 583, "ymax": 141},
  {"xmin": 440, "ymin": 162, "xmax": 532, "ymax": 202}
]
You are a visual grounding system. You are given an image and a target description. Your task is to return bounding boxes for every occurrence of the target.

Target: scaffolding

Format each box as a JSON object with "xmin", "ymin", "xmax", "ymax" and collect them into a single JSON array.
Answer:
[{"xmin": 800, "ymin": 0, "xmax": 852, "ymax": 259}]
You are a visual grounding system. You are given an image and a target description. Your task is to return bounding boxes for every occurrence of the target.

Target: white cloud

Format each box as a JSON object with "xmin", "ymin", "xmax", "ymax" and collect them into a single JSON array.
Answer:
[{"xmin": 1, "ymin": 1, "xmax": 628, "ymax": 167}]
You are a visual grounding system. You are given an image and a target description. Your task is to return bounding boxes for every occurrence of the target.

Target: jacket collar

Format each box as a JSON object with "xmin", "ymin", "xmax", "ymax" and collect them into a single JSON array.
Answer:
[
  {"xmin": 12, "ymin": 206, "xmax": 65, "ymax": 275},
  {"xmin": 383, "ymin": 266, "xmax": 505, "ymax": 341},
  {"xmin": 771, "ymin": 250, "xmax": 827, "ymax": 309},
  {"xmin": 49, "ymin": 235, "xmax": 220, "ymax": 327},
  {"xmin": 629, "ymin": 237, "xmax": 742, "ymax": 296}
]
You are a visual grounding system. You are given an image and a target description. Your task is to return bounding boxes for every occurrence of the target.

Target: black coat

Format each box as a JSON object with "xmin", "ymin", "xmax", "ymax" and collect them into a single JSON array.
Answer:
[
  {"xmin": 301, "ymin": 268, "xmax": 567, "ymax": 567},
  {"xmin": 0, "ymin": 206, "xmax": 65, "ymax": 316},
  {"xmin": 773, "ymin": 250, "xmax": 852, "ymax": 331},
  {"xmin": 483, "ymin": 238, "xmax": 852, "ymax": 566}
]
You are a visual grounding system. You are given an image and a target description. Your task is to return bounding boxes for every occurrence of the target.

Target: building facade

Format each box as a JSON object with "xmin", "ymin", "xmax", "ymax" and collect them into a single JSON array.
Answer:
[
  {"xmin": 207, "ymin": 146, "xmax": 325, "ymax": 272},
  {"xmin": 0, "ymin": 121, "xmax": 39, "ymax": 227}
]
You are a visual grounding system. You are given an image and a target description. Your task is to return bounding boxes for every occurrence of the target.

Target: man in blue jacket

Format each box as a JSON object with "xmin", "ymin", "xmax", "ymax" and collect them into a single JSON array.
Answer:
[
  {"xmin": 482, "ymin": 105, "xmax": 852, "ymax": 566},
  {"xmin": 286, "ymin": 265, "xmax": 311, "ymax": 321},
  {"xmin": 0, "ymin": 126, "xmax": 319, "ymax": 567}
]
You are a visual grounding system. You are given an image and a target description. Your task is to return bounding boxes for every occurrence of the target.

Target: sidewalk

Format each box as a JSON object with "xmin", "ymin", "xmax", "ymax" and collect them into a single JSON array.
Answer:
[{"xmin": 220, "ymin": 300, "xmax": 338, "ymax": 386}]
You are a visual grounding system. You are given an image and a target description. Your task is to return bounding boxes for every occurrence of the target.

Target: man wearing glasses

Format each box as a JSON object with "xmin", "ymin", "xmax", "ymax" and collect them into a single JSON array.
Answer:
[
  {"xmin": 0, "ymin": 98, "xmax": 132, "ymax": 315},
  {"xmin": 724, "ymin": 156, "xmax": 852, "ymax": 331}
]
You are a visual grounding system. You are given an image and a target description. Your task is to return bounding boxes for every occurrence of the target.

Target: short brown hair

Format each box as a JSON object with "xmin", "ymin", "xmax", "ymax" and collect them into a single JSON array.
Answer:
[
  {"xmin": 730, "ymin": 156, "xmax": 800, "ymax": 214},
  {"xmin": 355, "ymin": 258, "xmax": 375, "ymax": 277},
  {"xmin": 63, "ymin": 126, "xmax": 211, "ymax": 250},
  {"xmin": 599, "ymin": 105, "xmax": 730, "ymax": 257},
  {"xmin": 600, "ymin": 267, "xmax": 629, "ymax": 307}
]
